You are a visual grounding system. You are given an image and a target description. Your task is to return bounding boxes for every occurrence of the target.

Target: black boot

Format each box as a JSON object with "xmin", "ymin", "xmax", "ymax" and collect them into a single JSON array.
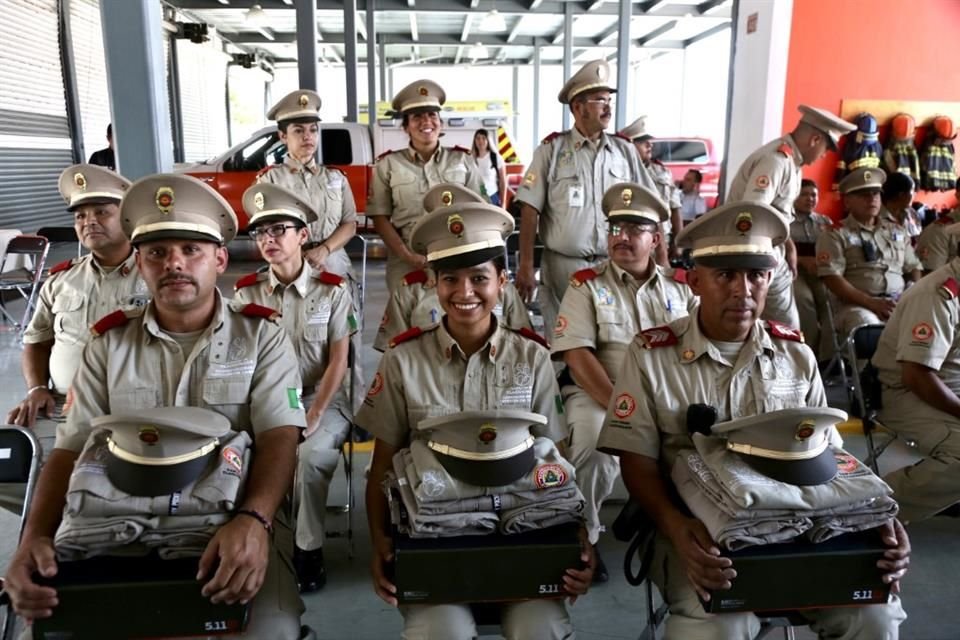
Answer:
[
  {"xmin": 294, "ymin": 546, "xmax": 327, "ymax": 593},
  {"xmin": 592, "ymin": 544, "xmax": 609, "ymax": 584}
]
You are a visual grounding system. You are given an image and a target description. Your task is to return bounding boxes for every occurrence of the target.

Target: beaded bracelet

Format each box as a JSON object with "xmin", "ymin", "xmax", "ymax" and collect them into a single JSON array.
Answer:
[{"xmin": 235, "ymin": 508, "xmax": 273, "ymax": 534}]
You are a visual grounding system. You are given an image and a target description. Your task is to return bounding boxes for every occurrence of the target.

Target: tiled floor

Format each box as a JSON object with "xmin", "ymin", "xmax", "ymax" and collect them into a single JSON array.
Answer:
[{"xmin": 0, "ymin": 246, "xmax": 957, "ymax": 639}]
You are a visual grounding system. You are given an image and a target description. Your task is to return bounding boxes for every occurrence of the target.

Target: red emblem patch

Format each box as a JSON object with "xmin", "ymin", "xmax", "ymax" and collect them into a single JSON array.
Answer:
[
  {"xmin": 535, "ymin": 464, "xmax": 567, "ymax": 489},
  {"xmin": 368, "ymin": 372, "xmax": 384, "ymax": 396},
  {"xmin": 614, "ymin": 393, "xmax": 637, "ymax": 419},
  {"xmin": 912, "ymin": 322, "xmax": 934, "ymax": 342},
  {"xmin": 835, "ymin": 452, "xmax": 859, "ymax": 474},
  {"xmin": 554, "ymin": 315, "xmax": 568, "ymax": 336},
  {"xmin": 755, "ymin": 175, "xmax": 770, "ymax": 189},
  {"xmin": 817, "ymin": 251, "xmax": 831, "ymax": 264},
  {"xmin": 222, "ymin": 447, "xmax": 243, "ymax": 473}
]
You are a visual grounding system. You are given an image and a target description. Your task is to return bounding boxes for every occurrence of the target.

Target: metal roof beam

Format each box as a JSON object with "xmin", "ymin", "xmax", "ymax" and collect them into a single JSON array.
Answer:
[
  {"xmin": 226, "ymin": 30, "xmax": 684, "ymax": 48},
  {"xmin": 636, "ymin": 19, "xmax": 676, "ymax": 45},
  {"xmin": 683, "ymin": 21, "xmax": 730, "ymax": 46},
  {"xmin": 506, "ymin": 15, "xmax": 523, "ymax": 42}
]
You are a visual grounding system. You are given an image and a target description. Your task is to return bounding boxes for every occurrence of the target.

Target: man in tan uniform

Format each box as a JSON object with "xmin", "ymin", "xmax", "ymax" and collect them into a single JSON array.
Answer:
[
  {"xmin": 596, "ymin": 200, "xmax": 909, "ymax": 639},
  {"xmin": 368, "ymin": 80, "xmax": 484, "ymax": 293},
  {"xmin": 551, "ymin": 183, "xmax": 696, "ymax": 575},
  {"xmin": 727, "ymin": 105, "xmax": 856, "ymax": 328},
  {"xmin": 816, "ymin": 168, "xmax": 922, "ymax": 338},
  {"xmin": 873, "ymin": 235, "xmax": 960, "ymax": 522},
  {"xmin": 235, "ymin": 183, "xmax": 357, "ymax": 593},
  {"xmin": 620, "ymin": 116, "xmax": 683, "ymax": 265},
  {"xmin": 3, "ymin": 174, "xmax": 308, "ymax": 639},
  {"xmin": 4, "ymin": 165, "xmax": 146, "ymax": 508},
  {"xmin": 790, "ymin": 179, "xmax": 833, "ymax": 359},
  {"xmin": 915, "ymin": 178, "xmax": 960, "ymax": 272},
  {"xmin": 515, "ymin": 59, "xmax": 654, "ymax": 340},
  {"xmin": 373, "ymin": 183, "xmax": 530, "ymax": 351}
]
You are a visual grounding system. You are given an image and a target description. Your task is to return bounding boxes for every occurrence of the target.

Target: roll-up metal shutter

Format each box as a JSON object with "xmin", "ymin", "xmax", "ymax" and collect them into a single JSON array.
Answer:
[
  {"xmin": 69, "ymin": 0, "xmax": 111, "ymax": 162},
  {"xmin": 178, "ymin": 37, "xmax": 229, "ymax": 162},
  {"xmin": 0, "ymin": 0, "xmax": 73, "ymax": 231}
]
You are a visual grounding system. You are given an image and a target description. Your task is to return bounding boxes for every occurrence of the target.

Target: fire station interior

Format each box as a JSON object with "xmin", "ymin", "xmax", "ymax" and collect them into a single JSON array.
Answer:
[{"xmin": 1, "ymin": 0, "xmax": 959, "ymax": 638}]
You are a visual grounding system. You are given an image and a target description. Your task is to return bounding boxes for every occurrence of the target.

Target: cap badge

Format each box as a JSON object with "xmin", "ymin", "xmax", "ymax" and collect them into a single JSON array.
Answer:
[
  {"xmin": 596, "ymin": 64, "xmax": 607, "ymax": 81},
  {"xmin": 478, "ymin": 423, "xmax": 497, "ymax": 444},
  {"xmin": 156, "ymin": 187, "xmax": 175, "ymax": 214},
  {"xmin": 73, "ymin": 172, "xmax": 87, "ymax": 191},
  {"xmin": 447, "ymin": 213, "xmax": 465, "ymax": 236},
  {"xmin": 621, "ymin": 188, "xmax": 633, "ymax": 206},
  {"xmin": 863, "ymin": 170, "xmax": 872, "ymax": 183},
  {"xmin": 138, "ymin": 426, "xmax": 160, "ymax": 445},
  {"xmin": 682, "ymin": 348, "xmax": 695, "ymax": 361},
  {"xmin": 735, "ymin": 211, "xmax": 752, "ymax": 233},
  {"xmin": 253, "ymin": 191, "xmax": 265, "ymax": 211},
  {"xmin": 298, "ymin": 94, "xmax": 309, "ymax": 108},
  {"xmin": 795, "ymin": 420, "xmax": 816, "ymax": 441},
  {"xmin": 418, "ymin": 86, "xmax": 429, "ymax": 96},
  {"xmin": 441, "ymin": 190, "xmax": 454, "ymax": 206}
]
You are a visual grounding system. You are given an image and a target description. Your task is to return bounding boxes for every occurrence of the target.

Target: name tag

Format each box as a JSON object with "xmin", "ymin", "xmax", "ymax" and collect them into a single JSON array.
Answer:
[
  {"xmin": 502, "ymin": 385, "xmax": 533, "ymax": 405},
  {"xmin": 309, "ymin": 309, "xmax": 331, "ymax": 325},
  {"xmin": 568, "ymin": 184, "xmax": 584, "ymax": 208},
  {"xmin": 207, "ymin": 360, "xmax": 255, "ymax": 378}
]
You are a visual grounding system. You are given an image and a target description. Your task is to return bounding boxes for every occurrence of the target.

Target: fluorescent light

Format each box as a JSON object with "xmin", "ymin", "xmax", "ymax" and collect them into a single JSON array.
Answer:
[
  {"xmin": 245, "ymin": 4, "xmax": 267, "ymax": 27},
  {"xmin": 468, "ymin": 42, "xmax": 489, "ymax": 58},
  {"xmin": 479, "ymin": 10, "xmax": 506, "ymax": 33}
]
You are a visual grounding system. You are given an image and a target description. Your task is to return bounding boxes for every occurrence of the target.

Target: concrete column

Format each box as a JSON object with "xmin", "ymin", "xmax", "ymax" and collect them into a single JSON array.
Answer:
[
  {"xmin": 532, "ymin": 42, "xmax": 541, "ymax": 150},
  {"xmin": 366, "ymin": 0, "xmax": 377, "ymax": 132},
  {"xmin": 561, "ymin": 2, "xmax": 573, "ymax": 130},
  {"xmin": 99, "ymin": 0, "xmax": 172, "ymax": 178},
  {"xmin": 296, "ymin": 0, "xmax": 318, "ymax": 91},
  {"xmin": 343, "ymin": 0, "xmax": 359, "ymax": 122},
  {"xmin": 614, "ymin": 0, "xmax": 632, "ymax": 130}
]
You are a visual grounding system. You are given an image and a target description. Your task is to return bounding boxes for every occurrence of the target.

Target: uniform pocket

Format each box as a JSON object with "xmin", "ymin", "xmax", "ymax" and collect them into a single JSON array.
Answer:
[
  {"xmin": 111, "ymin": 388, "xmax": 159, "ymax": 412},
  {"xmin": 442, "ymin": 165, "xmax": 467, "ymax": 184},
  {"xmin": 52, "ymin": 295, "xmax": 85, "ymax": 343},
  {"xmin": 597, "ymin": 309, "xmax": 633, "ymax": 345},
  {"xmin": 203, "ymin": 378, "xmax": 251, "ymax": 405}
]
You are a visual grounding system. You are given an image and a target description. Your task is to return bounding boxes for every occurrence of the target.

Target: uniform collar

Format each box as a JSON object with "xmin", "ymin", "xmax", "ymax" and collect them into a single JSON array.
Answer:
[
  {"xmin": 91, "ymin": 249, "xmax": 137, "ymax": 278},
  {"xmin": 570, "ymin": 126, "xmax": 609, "ymax": 152},
  {"xmin": 266, "ymin": 262, "xmax": 312, "ymax": 297},
  {"xmin": 143, "ymin": 289, "xmax": 225, "ymax": 341},
  {"xmin": 609, "ymin": 259, "xmax": 657, "ymax": 288},
  {"xmin": 842, "ymin": 215, "xmax": 878, "ymax": 232},
  {"xmin": 781, "ymin": 134, "xmax": 804, "ymax": 167},
  {"xmin": 436, "ymin": 315, "xmax": 502, "ymax": 362},
  {"xmin": 284, "ymin": 154, "xmax": 319, "ymax": 175},
  {"xmin": 405, "ymin": 144, "xmax": 444, "ymax": 164},
  {"xmin": 677, "ymin": 309, "xmax": 774, "ymax": 366}
]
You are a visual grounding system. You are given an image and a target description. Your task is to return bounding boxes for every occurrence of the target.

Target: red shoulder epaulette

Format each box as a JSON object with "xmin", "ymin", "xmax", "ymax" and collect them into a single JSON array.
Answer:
[
  {"xmin": 451, "ymin": 145, "xmax": 470, "ymax": 154},
  {"xmin": 570, "ymin": 268, "xmax": 599, "ymax": 287},
  {"xmin": 403, "ymin": 269, "xmax": 429, "ymax": 286},
  {"xmin": 776, "ymin": 143, "xmax": 793, "ymax": 157},
  {"xmin": 389, "ymin": 326, "xmax": 423, "ymax": 348},
  {"xmin": 614, "ymin": 131, "xmax": 633, "ymax": 143},
  {"xmin": 936, "ymin": 215, "xmax": 954, "ymax": 225},
  {"xmin": 541, "ymin": 131, "xmax": 562, "ymax": 144},
  {"xmin": 90, "ymin": 310, "xmax": 130, "ymax": 337},
  {"xmin": 652, "ymin": 158, "xmax": 665, "ymax": 167},
  {"xmin": 376, "ymin": 149, "xmax": 394, "ymax": 161},
  {"xmin": 518, "ymin": 327, "xmax": 548, "ymax": 348},
  {"xmin": 639, "ymin": 326, "xmax": 679, "ymax": 349},
  {"xmin": 234, "ymin": 272, "xmax": 259, "ymax": 291},
  {"xmin": 317, "ymin": 271, "xmax": 345, "ymax": 287},
  {"xmin": 254, "ymin": 165, "xmax": 274, "ymax": 180},
  {"xmin": 49, "ymin": 259, "xmax": 74, "ymax": 275},
  {"xmin": 672, "ymin": 269, "xmax": 688, "ymax": 284},
  {"xmin": 939, "ymin": 277, "xmax": 960, "ymax": 300},
  {"xmin": 240, "ymin": 303, "xmax": 280, "ymax": 321},
  {"xmin": 766, "ymin": 320, "xmax": 804, "ymax": 343}
]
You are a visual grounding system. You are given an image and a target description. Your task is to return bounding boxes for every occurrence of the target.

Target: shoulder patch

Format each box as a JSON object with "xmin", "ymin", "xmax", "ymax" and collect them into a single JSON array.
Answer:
[
  {"xmin": 254, "ymin": 164, "xmax": 277, "ymax": 181},
  {"xmin": 240, "ymin": 303, "xmax": 280, "ymax": 322},
  {"xmin": 234, "ymin": 272, "xmax": 260, "ymax": 291},
  {"xmin": 776, "ymin": 143, "xmax": 793, "ymax": 157},
  {"xmin": 518, "ymin": 327, "xmax": 548, "ymax": 348},
  {"xmin": 376, "ymin": 149, "xmax": 394, "ymax": 162},
  {"xmin": 614, "ymin": 131, "xmax": 633, "ymax": 143},
  {"xmin": 316, "ymin": 271, "xmax": 345, "ymax": 287},
  {"xmin": 639, "ymin": 326, "xmax": 679, "ymax": 349},
  {"xmin": 672, "ymin": 268, "xmax": 688, "ymax": 284},
  {"xmin": 939, "ymin": 277, "xmax": 960, "ymax": 300},
  {"xmin": 766, "ymin": 320, "xmax": 805, "ymax": 343},
  {"xmin": 570, "ymin": 268, "xmax": 599, "ymax": 287},
  {"xmin": 90, "ymin": 309, "xmax": 131, "ymax": 337},
  {"xmin": 389, "ymin": 326, "xmax": 424, "ymax": 348},
  {"xmin": 450, "ymin": 145, "xmax": 471, "ymax": 154},
  {"xmin": 49, "ymin": 259, "xmax": 75, "ymax": 275},
  {"xmin": 403, "ymin": 269, "xmax": 430, "ymax": 286},
  {"xmin": 541, "ymin": 131, "xmax": 563, "ymax": 144}
]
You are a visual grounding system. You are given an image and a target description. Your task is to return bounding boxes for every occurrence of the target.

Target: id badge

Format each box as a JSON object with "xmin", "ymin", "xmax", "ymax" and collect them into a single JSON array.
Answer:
[{"xmin": 568, "ymin": 184, "xmax": 584, "ymax": 207}]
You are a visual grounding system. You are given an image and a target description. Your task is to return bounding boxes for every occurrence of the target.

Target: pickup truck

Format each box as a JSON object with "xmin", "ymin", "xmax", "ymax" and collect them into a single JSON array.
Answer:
[{"xmin": 652, "ymin": 137, "xmax": 720, "ymax": 208}]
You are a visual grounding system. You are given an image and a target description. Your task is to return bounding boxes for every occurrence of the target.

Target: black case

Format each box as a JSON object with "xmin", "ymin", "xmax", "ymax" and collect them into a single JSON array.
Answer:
[
  {"xmin": 32, "ymin": 554, "xmax": 249, "ymax": 639},
  {"xmin": 703, "ymin": 528, "xmax": 891, "ymax": 613},
  {"xmin": 393, "ymin": 522, "xmax": 583, "ymax": 604}
]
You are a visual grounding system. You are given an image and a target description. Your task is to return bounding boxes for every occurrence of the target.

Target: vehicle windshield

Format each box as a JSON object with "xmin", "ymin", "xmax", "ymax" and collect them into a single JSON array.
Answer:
[{"xmin": 652, "ymin": 140, "xmax": 709, "ymax": 163}]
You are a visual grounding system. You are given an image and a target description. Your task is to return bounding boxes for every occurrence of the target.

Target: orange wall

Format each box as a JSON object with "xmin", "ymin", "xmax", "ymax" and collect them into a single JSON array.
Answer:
[{"xmin": 782, "ymin": 0, "xmax": 960, "ymax": 219}]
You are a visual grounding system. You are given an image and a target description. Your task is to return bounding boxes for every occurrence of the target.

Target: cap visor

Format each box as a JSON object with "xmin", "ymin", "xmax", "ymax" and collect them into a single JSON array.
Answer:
[
  {"xmin": 434, "ymin": 447, "xmax": 536, "ymax": 487},
  {"xmin": 68, "ymin": 196, "xmax": 121, "ymax": 211},
  {"xmin": 430, "ymin": 246, "xmax": 504, "ymax": 272},
  {"xmin": 106, "ymin": 452, "xmax": 213, "ymax": 497},
  {"xmin": 738, "ymin": 448, "xmax": 838, "ymax": 486},
  {"xmin": 404, "ymin": 106, "xmax": 442, "ymax": 115},
  {"xmin": 132, "ymin": 229, "xmax": 223, "ymax": 246},
  {"xmin": 693, "ymin": 254, "xmax": 778, "ymax": 270}
]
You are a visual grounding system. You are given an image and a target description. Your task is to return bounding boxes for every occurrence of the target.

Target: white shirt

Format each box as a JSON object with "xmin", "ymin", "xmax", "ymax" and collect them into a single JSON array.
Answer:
[
  {"xmin": 474, "ymin": 150, "xmax": 502, "ymax": 198},
  {"xmin": 680, "ymin": 191, "xmax": 707, "ymax": 221}
]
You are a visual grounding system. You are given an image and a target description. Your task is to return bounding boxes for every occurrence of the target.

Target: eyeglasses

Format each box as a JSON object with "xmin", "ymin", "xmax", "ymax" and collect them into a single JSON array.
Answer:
[
  {"xmin": 609, "ymin": 222, "xmax": 654, "ymax": 238},
  {"xmin": 249, "ymin": 224, "xmax": 298, "ymax": 239},
  {"xmin": 584, "ymin": 97, "xmax": 614, "ymax": 107}
]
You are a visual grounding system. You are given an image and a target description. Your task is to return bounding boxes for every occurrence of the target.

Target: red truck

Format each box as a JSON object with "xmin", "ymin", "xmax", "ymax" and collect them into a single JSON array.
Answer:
[{"xmin": 652, "ymin": 136, "xmax": 720, "ymax": 208}]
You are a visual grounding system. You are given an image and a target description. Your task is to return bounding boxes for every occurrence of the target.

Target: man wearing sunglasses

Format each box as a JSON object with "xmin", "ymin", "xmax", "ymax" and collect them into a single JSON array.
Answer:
[
  {"xmin": 515, "ymin": 59, "xmax": 656, "ymax": 341},
  {"xmin": 551, "ymin": 182, "xmax": 697, "ymax": 581}
]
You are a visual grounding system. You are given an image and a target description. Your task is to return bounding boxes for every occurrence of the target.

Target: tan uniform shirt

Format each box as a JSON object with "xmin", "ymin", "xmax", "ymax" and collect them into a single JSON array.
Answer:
[
  {"xmin": 22, "ymin": 252, "xmax": 148, "ymax": 395},
  {"xmin": 515, "ymin": 128, "xmax": 654, "ymax": 258},
  {"xmin": 355, "ymin": 319, "xmax": 567, "ymax": 449},
  {"xmin": 367, "ymin": 145, "xmax": 484, "ymax": 246},
  {"xmin": 56, "ymin": 293, "xmax": 306, "ymax": 452},
  {"xmin": 373, "ymin": 270, "xmax": 531, "ymax": 351},
  {"xmin": 915, "ymin": 209, "xmax": 960, "ymax": 271},
  {"xmin": 727, "ymin": 135, "xmax": 803, "ymax": 221},
  {"xmin": 596, "ymin": 310, "xmax": 830, "ymax": 474},
  {"xmin": 234, "ymin": 266, "xmax": 355, "ymax": 393},
  {"xmin": 259, "ymin": 156, "xmax": 358, "ymax": 277},
  {"xmin": 551, "ymin": 261, "xmax": 697, "ymax": 381},
  {"xmin": 873, "ymin": 258, "xmax": 960, "ymax": 394},
  {"xmin": 880, "ymin": 206, "xmax": 922, "ymax": 239},
  {"xmin": 649, "ymin": 160, "xmax": 681, "ymax": 210},
  {"xmin": 815, "ymin": 216, "xmax": 921, "ymax": 297}
]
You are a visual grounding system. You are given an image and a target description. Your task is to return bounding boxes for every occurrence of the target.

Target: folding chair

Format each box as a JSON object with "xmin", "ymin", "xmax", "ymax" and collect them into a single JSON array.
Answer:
[
  {"xmin": 0, "ymin": 426, "xmax": 43, "ymax": 640},
  {"xmin": 36, "ymin": 227, "xmax": 82, "ymax": 258},
  {"xmin": 819, "ymin": 295, "xmax": 849, "ymax": 389},
  {"xmin": 846, "ymin": 323, "xmax": 899, "ymax": 473},
  {"xmin": 345, "ymin": 234, "xmax": 368, "ymax": 316},
  {"xmin": 0, "ymin": 235, "xmax": 49, "ymax": 334},
  {"xmin": 324, "ymin": 342, "xmax": 357, "ymax": 558}
]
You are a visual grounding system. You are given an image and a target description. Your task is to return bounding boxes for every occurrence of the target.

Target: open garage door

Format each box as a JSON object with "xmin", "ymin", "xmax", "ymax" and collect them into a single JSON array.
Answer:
[{"xmin": 69, "ymin": 0, "xmax": 111, "ymax": 163}]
